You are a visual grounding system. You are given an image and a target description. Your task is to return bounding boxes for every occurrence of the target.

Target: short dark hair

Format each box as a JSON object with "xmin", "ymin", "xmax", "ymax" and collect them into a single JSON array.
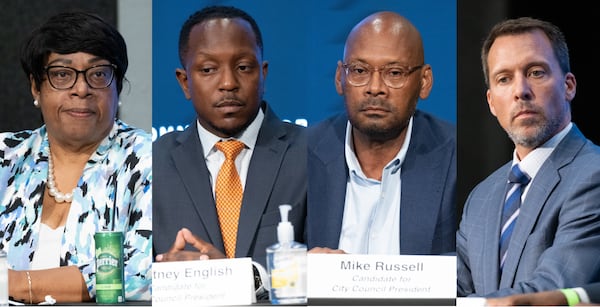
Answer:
[
  {"xmin": 20, "ymin": 11, "xmax": 128, "ymax": 94},
  {"xmin": 178, "ymin": 5, "xmax": 263, "ymax": 67},
  {"xmin": 481, "ymin": 17, "xmax": 570, "ymax": 88}
]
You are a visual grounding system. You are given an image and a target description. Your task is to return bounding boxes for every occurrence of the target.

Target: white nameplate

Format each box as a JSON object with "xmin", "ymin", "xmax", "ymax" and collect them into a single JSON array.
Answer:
[
  {"xmin": 152, "ymin": 257, "xmax": 255, "ymax": 306},
  {"xmin": 307, "ymin": 254, "xmax": 456, "ymax": 300}
]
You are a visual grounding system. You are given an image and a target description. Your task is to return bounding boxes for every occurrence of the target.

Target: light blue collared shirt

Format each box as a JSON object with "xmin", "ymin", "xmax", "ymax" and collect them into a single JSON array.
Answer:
[
  {"xmin": 196, "ymin": 109, "xmax": 264, "ymax": 196},
  {"xmin": 338, "ymin": 117, "xmax": 413, "ymax": 254}
]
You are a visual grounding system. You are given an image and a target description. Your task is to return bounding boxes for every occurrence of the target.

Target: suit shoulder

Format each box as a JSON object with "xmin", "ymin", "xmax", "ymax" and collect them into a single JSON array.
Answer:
[
  {"xmin": 154, "ymin": 129, "xmax": 186, "ymax": 144},
  {"xmin": 468, "ymin": 163, "xmax": 510, "ymax": 194},
  {"xmin": 307, "ymin": 113, "xmax": 346, "ymax": 135},
  {"xmin": 411, "ymin": 111, "xmax": 456, "ymax": 154},
  {"xmin": 414, "ymin": 110, "xmax": 455, "ymax": 135},
  {"xmin": 280, "ymin": 120, "xmax": 306, "ymax": 135},
  {"xmin": 153, "ymin": 129, "xmax": 188, "ymax": 156},
  {"xmin": 582, "ymin": 139, "xmax": 600, "ymax": 155},
  {"xmin": 280, "ymin": 122, "xmax": 307, "ymax": 151}
]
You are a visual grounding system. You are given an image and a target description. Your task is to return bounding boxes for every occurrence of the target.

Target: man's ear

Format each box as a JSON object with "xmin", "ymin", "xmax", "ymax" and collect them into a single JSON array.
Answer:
[
  {"xmin": 175, "ymin": 68, "xmax": 191, "ymax": 100},
  {"xmin": 418, "ymin": 64, "xmax": 433, "ymax": 100},
  {"xmin": 335, "ymin": 61, "xmax": 344, "ymax": 96}
]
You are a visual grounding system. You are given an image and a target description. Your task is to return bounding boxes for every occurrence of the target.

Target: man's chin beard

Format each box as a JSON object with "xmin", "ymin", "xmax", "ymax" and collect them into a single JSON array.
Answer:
[
  {"xmin": 213, "ymin": 120, "xmax": 251, "ymax": 138},
  {"xmin": 507, "ymin": 120, "xmax": 558, "ymax": 149},
  {"xmin": 216, "ymin": 127, "xmax": 245, "ymax": 138},
  {"xmin": 354, "ymin": 122, "xmax": 402, "ymax": 142}
]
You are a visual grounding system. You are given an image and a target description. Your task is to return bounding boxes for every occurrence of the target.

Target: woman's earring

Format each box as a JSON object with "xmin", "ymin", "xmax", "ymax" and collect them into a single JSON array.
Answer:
[{"xmin": 33, "ymin": 100, "xmax": 39, "ymax": 107}]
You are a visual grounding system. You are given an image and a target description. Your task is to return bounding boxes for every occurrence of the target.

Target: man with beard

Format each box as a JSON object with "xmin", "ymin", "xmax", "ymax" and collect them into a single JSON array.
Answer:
[
  {"xmin": 152, "ymin": 6, "xmax": 306, "ymax": 299},
  {"xmin": 457, "ymin": 17, "xmax": 600, "ymax": 297},
  {"xmin": 306, "ymin": 11, "xmax": 456, "ymax": 256}
]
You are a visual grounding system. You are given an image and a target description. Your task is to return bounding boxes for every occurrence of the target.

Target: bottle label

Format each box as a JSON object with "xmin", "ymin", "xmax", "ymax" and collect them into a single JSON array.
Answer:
[
  {"xmin": 270, "ymin": 250, "xmax": 307, "ymax": 298},
  {"xmin": 97, "ymin": 253, "xmax": 120, "ymax": 271}
]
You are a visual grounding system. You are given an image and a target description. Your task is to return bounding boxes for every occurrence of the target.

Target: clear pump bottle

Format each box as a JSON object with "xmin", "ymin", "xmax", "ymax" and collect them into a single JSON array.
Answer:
[{"xmin": 266, "ymin": 204, "xmax": 307, "ymax": 304}]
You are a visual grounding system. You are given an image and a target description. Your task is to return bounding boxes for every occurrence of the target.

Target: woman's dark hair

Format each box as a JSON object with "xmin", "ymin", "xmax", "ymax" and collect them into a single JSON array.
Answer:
[{"xmin": 20, "ymin": 11, "xmax": 128, "ymax": 94}]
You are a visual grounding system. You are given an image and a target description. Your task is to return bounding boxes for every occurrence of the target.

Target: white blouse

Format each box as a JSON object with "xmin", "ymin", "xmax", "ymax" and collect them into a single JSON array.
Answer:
[{"xmin": 30, "ymin": 224, "xmax": 63, "ymax": 270}]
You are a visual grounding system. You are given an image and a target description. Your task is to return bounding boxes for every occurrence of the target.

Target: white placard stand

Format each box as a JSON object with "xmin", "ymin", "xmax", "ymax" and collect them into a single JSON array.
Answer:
[
  {"xmin": 152, "ymin": 257, "xmax": 255, "ymax": 306},
  {"xmin": 307, "ymin": 253, "xmax": 456, "ymax": 306}
]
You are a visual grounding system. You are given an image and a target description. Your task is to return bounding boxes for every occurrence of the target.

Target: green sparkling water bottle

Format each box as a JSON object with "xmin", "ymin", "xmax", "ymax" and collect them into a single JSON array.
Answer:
[{"xmin": 95, "ymin": 231, "xmax": 125, "ymax": 304}]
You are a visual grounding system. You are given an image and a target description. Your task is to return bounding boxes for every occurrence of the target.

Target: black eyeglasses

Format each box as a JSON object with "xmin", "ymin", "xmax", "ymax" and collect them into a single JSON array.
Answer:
[
  {"xmin": 44, "ymin": 64, "xmax": 117, "ymax": 90},
  {"xmin": 342, "ymin": 62, "xmax": 423, "ymax": 89}
]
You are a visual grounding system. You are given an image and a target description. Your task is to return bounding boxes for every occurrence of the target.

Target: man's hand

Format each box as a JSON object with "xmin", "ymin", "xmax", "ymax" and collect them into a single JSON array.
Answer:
[
  {"xmin": 155, "ymin": 228, "xmax": 226, "ymax": 261},
  {"xmin": 308, "ymin": 247, "xmax": 347, "ymax": 254},
  {"xmin": 485, "ymin": 290, "xmax": 567, "ymax": 306}
]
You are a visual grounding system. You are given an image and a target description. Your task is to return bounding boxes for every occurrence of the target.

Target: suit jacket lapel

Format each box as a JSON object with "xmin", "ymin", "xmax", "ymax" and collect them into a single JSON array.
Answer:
[
  {"xmin": 171, "ymin": 126, "xmax": 224, "ymax": 249},
  {"xmin": 235, "ymin": 105, "xmax": 288, "ymax": 257},
  {"xmin": 311, "ymin": 114, "xmax": 348, "ymax": 248},
  {"xmin": 400, "ymin": 113, "xmax": 454, "ymax": 254},
  {"xmin": 306, "ymin": 113, "xmax": 348, "ymax": 249},
  {"xmin": 499, "ymin": 168, "xmax": 558, "ymax": 287}
]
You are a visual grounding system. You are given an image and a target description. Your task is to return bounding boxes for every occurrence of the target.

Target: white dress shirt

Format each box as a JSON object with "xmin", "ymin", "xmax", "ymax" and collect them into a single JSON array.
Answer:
[{"xmin": 196, "ymin": 109, "xmax": 264, "ymax": 195}]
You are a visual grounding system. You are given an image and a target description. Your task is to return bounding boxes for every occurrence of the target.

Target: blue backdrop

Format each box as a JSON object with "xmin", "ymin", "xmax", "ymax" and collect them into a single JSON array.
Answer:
[{"xmin": 152, "ymin": 0, "xmax": 456, "ymax": 140}]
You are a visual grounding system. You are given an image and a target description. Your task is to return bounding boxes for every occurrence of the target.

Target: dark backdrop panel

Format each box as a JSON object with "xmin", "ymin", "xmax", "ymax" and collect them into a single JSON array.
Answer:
[
  {"xmin": 0, "ymin": 0, "xmax": 117, "ymax": 132},
  {"xmin": 457, "ymin": 0, "xmax": 599, "ymax": 216},
  {"xmin": 152, "ymin": 0, "xmax": 457, "ymax": 140}
]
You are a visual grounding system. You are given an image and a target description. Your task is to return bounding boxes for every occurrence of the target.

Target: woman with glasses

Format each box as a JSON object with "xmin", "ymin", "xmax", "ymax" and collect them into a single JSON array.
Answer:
[{"xmin": 0, "ymin": 11, "xmax": 151, "ymax": 303}]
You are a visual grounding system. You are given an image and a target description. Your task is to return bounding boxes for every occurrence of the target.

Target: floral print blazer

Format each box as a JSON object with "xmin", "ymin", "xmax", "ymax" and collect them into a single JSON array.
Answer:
[{"xmin": 0, "ymin": 120, "xmax": 152, "ymax": 301}]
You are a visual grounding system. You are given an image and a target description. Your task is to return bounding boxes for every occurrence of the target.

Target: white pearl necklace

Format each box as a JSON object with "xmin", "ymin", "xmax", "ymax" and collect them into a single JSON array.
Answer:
[{"xmin": 47, "ymin": 153, "xmax": 74, "ymax": 203}]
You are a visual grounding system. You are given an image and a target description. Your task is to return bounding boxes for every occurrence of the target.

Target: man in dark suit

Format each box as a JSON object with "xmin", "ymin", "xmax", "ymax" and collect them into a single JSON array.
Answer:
[
  {"xmin": 306, "ymin": 11, "xmax": 456, "ymax": 255},
  {"xmin": 152, "ymin": 5, "xmax": 306, "ymax": 292},
  {"xmin": 486, "ymin": 282, "xmax": 600, "ymax": 306},
  {"xmin": 457, "ymin": 17, "xmax": 600, "ymax": 297}
]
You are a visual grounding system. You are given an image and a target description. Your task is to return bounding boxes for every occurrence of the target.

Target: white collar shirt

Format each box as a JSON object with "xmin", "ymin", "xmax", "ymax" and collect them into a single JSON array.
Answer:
[{"xmin": 196, "ymin": 109, "xmax": 264, "ymax": 195}]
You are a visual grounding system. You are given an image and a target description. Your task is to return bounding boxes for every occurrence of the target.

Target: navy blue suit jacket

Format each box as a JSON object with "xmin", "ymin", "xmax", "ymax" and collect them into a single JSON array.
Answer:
[
  {"xmin": 153, "ymin": 102, "xmax": 307, "ymax": 268},
  {"xmin": 306, "ymin": 110, "xmax": 456, "ymax": 255}
]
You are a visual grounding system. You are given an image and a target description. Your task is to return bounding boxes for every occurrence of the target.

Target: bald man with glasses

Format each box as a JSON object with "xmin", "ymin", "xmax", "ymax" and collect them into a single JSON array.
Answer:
[{"xmin": 306, "ymin": 11, "xmax": 456, "ymax": 256}]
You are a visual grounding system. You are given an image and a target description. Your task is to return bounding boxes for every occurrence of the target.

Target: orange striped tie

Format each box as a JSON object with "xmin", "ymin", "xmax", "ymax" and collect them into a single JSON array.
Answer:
[{"xmin": 214, "ymin": 140, "xmax": 245, "ymax": 258}]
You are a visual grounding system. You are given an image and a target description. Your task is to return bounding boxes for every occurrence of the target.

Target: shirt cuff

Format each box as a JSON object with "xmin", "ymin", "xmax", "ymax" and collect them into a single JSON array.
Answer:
[{"xmin": 572, "ymin": 287, "xmax": 591, "ymax": 304}]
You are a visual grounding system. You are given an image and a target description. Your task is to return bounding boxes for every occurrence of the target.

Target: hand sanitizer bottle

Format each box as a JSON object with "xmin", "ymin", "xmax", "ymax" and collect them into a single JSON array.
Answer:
[{"xmin": 266, "ymin": 204, "xmax": 307, "ymax": 304}]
